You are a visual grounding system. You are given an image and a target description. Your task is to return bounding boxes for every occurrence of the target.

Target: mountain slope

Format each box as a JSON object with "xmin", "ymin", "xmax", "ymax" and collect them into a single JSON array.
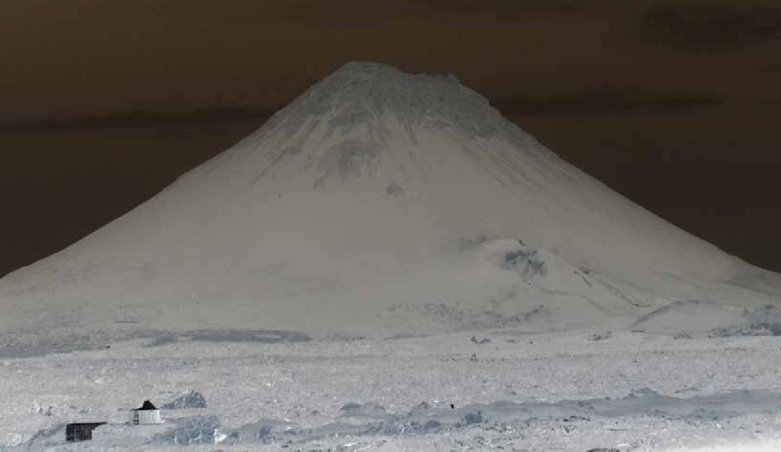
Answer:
[{"xmin": 1, "ymin": 62, "xmax": 778, "ymax": 338}]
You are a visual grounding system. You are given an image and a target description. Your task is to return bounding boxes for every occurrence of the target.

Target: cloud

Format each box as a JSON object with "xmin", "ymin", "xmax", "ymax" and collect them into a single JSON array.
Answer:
[
  {"xmin": 491, "ymin": 88, "xmax": 723, "ymax": 116},
  {"xmin": 0, "ymin": 107, "xmax": 274, "ymax": 133},
  {"xmin": 285, "ymin": 0, "xmax": 592, "ymax": 25},
  {"xmin": 2, "ymin": 87, "xmax": 725, "ymax": 134},
  {"xmin": 640, "ymin": 4, "xmax": 781, "ymax": 53},
  {"xmin": 407, "ymin": 0, "xmax": 592, "ymax": 17}
]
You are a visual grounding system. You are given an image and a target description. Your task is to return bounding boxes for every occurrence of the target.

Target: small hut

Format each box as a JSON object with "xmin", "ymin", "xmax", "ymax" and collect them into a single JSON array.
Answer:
[
  {"xmin": 131, "ymin": 400, "xmax": 162, "ymax": 425},
  {"xmin": 66, "ymin": 423, "xmax": 106, "ymax": 442}
]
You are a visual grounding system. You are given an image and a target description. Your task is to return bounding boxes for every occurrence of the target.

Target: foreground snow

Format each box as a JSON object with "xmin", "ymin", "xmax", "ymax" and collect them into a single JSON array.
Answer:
[
  {"xmin": 664, "ymin": 441, "xmax": 781, "ymax": 452},
  {"xmin": 2, "ymin": 329, "xmax": 781, "ymax": 451}
]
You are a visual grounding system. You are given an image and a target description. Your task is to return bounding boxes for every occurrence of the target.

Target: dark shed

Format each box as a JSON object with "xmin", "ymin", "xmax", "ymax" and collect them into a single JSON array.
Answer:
[{"xmin": 66, "ymin": 423, "xmax": 106, "ymax": 442}]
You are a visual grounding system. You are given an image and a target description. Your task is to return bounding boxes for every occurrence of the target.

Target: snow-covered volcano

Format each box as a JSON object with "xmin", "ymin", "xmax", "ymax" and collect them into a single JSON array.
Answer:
[{"xmin": 1, "ymin": 62, "xmax": 779, "ymax": 338}]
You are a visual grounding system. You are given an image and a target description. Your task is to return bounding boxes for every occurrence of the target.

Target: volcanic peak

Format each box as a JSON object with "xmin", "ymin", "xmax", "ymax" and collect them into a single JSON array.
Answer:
[{"xmin": 261, "ymin": 61, "xmax": 534, "ymax": 148}]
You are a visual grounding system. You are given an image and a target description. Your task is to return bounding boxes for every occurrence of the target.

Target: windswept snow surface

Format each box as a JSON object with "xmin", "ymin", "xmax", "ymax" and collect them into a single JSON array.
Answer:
[
  {"xmin": 0, "ymin": 61, "xmax": 780, "ymax": 342},
  {"xmin": 665, "ymin": 442, "xmax": 781, "ymax": 452},
  {"xmin": 2, "ymin": 331, "xmax": 781, "ymax": 451}
]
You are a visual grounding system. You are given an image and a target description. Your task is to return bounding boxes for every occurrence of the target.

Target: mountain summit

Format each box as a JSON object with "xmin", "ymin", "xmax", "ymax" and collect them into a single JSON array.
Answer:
[
  {"xmin": 1, "ymin": 62, "xmax": 779, "ymax": 340},
  {"xmin": 261, "ymin": 61, "xmax": 532, "ymax": 148}
]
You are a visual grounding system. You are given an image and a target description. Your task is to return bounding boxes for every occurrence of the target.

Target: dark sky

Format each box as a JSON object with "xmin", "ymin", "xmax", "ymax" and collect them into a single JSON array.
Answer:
[{"xmin": 1, "ymin": 0, "xmax": 780, "ymax": 277}]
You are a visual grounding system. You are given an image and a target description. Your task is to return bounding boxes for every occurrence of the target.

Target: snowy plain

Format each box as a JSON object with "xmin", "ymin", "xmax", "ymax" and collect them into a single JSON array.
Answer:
[{"xmin": 3, "ymin": 329, "xmax": 781, "ymax": 451}]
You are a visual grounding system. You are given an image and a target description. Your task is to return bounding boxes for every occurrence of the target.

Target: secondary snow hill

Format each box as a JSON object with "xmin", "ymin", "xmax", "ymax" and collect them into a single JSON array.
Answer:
[{"xmin": 0, "ymin": 62, "xmax": 778, "ymax": 338}]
